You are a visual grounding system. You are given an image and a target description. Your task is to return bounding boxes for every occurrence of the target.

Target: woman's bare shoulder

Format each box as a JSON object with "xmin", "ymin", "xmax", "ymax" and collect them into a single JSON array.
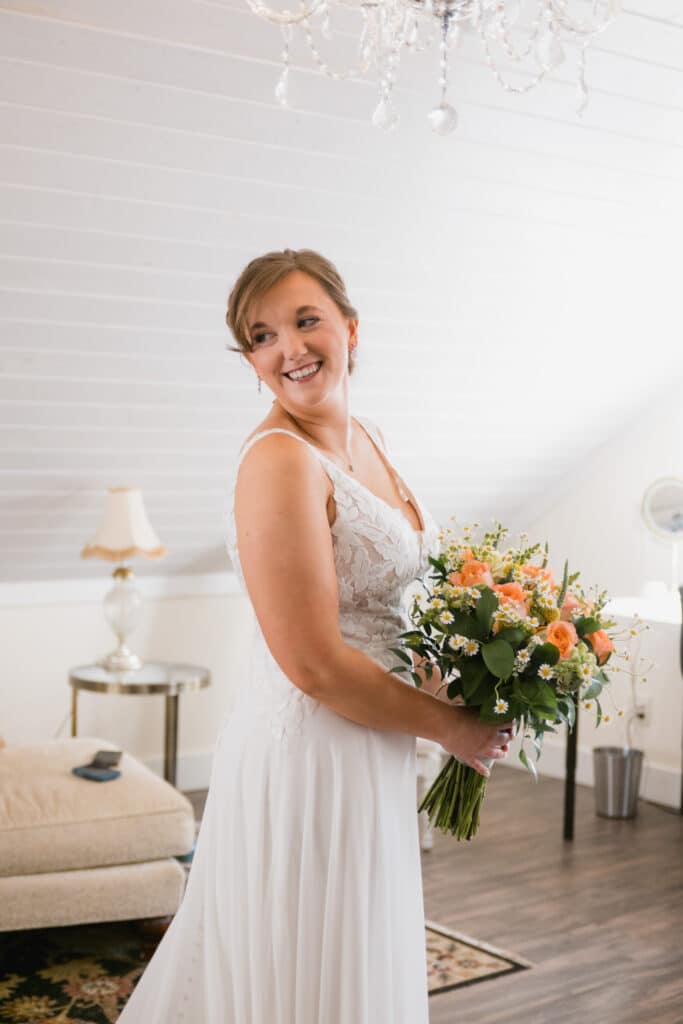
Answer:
[{"xmin": 239, "ymin": 411, "xmax": 294, "ymax": 451}]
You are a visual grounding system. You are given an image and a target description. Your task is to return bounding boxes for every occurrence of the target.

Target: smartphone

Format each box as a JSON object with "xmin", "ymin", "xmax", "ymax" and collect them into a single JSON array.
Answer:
[{"xmin": 91, "ymin": 749, "xmax": 123, "ymax": 769}]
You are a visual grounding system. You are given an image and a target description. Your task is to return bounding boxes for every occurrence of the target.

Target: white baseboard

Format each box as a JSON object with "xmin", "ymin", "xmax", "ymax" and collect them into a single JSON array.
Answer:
[{"xmin": 502, "ymin": 739, "xmax": 681, "ymax": 810}]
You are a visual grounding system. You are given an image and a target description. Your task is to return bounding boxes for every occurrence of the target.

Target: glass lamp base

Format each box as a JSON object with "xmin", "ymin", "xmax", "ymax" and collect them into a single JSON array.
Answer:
[{"xmin": 99, "ymin": 644, "xmax": 143, "ymax": 673}]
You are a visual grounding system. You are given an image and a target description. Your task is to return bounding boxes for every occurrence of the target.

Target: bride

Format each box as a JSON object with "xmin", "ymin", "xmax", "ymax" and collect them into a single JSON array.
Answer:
[{"xmin": 117, "ymin": 248, "xmax": 514, "ymax": 1024}]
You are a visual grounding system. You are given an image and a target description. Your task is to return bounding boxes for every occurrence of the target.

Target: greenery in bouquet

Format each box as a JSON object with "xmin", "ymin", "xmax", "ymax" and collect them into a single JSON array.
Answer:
[{"xmin": 390, "ymin": 519, "xmax": 646, "ymax": 841}]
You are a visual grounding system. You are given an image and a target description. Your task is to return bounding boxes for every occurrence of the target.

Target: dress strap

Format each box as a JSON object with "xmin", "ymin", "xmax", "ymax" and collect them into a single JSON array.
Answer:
[
  {"xmin": 236, "ymin": 428, "xmax": 320, "ymax": 471},
  {"xmin": 353, "ymin": 416, "xmax": 387, "ymax": 454}
]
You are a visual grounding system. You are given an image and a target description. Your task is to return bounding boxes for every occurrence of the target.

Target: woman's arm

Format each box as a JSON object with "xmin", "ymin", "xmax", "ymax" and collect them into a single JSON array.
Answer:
[{"xmin": 234, "ymin": 433, "xmax": 510, "ymax": 776}]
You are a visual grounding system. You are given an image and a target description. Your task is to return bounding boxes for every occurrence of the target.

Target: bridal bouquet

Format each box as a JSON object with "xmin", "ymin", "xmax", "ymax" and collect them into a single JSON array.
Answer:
[{"xmin": 390, "ymin": 520, "xmax": 643, "ymax": 841}]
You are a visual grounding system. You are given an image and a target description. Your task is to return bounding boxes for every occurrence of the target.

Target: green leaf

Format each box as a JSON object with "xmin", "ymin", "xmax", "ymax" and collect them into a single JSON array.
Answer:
[
  {"xmin": 447, "ymin": 679, "xmax": 463, "ymax": 700},
  {"xmin": 398, "ymin": 630, "xmax": 425, "ymax": 643},
  {"xmin": 529, "ymin": 641, "xmax": 561, "ymax": 669},
  {"xmin": 481, "ymin": 637, "xmax": 515, "ymax": 680},
  {"xmin": 468, "ymin": 674, "xmax": 499, "ymax": 707},
  {"xmin": 410, "ymin": 671, "xmax": 423, "ymax": 688},
  {"xmin": 495, "ymin": 627, "xmax": 526, "ymax": 647},
  {"xmin": 445, "ymin": 611, "xmax": 486, "ymax": 642},
  {"xmin": 459, "ymin": 657, "xmax": 490, "ymax": 700},
  {"xmin": 557, "ymin": 697, "xmax": 576, "ymax": 730},
  {"xmin": 388, "ymin": 647, "xmax": 412, "ymax": 666},
  {"xmin": 555, "ymin": 558, "xmax": 569, "ymax": 613},
  {"xmin": 582, "ymin": 679, "xmax": 603, "ymax": 700},
  {"xmin": 532, "ymin": 732, "xmax": 544, "ymax": 759},
  {"xmin": 521, "ymin": 678, "xmax": 558, "ymax": 716},
  {"xmin": 594, "ymin": 697, "xmax": 603, "ymax": 727},
  {"xmin": 519, "ymin": 747, "xmax": 539, "ymax": 782},
  {"xmin": 389, "ymin": 665, "xmax": 409, "ymax": 675},
  {"xmin": 575, "ymin": 616, "xmax": 601, "ymax": 638},
  {"xmin": 475, "ymin": 586, "xmax": 499, "ymax": 634}
]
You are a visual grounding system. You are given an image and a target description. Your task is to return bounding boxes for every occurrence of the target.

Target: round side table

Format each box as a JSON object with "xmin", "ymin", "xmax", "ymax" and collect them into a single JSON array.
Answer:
[{"xmin": 69, "ymin": 661, "xmax": 211, "ymax": 786}]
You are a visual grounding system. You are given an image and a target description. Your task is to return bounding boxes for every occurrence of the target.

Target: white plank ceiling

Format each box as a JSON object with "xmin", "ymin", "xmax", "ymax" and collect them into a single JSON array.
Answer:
[{"xmin": 0, "ymin": 0, "xmax": 682, "ymax": 581}]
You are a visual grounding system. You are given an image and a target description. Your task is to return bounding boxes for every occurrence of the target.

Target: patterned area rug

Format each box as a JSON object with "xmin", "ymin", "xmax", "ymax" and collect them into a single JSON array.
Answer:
[
  {"xmin": 0, "ymin": 917, "xmax": 531, "ymax": 1022},
  {"xmin": 425, "ymin": 919, "xmax": 533, "ymax": 995}
]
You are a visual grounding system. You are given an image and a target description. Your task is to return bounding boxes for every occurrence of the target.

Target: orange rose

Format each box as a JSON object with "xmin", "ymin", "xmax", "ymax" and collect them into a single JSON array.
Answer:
[
  {"xmin": 521, "ymin": 563, "xmax": 555, "ymax": 588},
  {"xmin": 585, "ymin": 629, "xmax": 614, "ymax": 666},
  {"xmin": 456, "ymin": 559, "xmax": 494, "ymax": 588},
  {"xmin": 492, "ymin": 582, "xmax": 526, "ymax": 603},
  {"xmin": 545, "ymin": 619, "xmax": 579, "ymax": 660},
  {"xmin": 490, "ymin": 583, "xmax": 528, "ymax": 622}
]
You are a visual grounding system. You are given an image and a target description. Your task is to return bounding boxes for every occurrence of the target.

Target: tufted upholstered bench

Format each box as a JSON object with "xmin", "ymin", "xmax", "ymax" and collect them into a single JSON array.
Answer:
[{"xmin": 0, "ymin": 737, "xmax": 196, "ymax": 932}]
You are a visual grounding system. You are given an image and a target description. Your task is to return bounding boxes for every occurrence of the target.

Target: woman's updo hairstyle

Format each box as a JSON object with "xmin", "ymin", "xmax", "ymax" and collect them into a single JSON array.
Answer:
[{"xmin": 226, "ymin": 248, "xmax": 359, "ymax": 374}]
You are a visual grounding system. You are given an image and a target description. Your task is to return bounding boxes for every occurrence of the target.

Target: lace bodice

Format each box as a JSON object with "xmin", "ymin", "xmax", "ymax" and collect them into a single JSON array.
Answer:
[{"xmin": 223, "ymin": 419, "xmax": 441, "ymax": 739}]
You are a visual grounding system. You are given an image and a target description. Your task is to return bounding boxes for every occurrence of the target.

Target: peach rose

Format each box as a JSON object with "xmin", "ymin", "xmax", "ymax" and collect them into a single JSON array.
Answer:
[
  {"xmin": 492, "ymin": 582, "xmax": 526, "ymax": 603},
  {"xmin": 521, "ymin": 563, "xmax": 555, "ymax": 588},
  {"xmin": 449, "ymin": 559, "xmax": 494, "ymax": 588},
  {"xmin": 545, "ymin": 619, "xmax": 579, "ymax": 660},
  {"xmin": 490, "ymin": 583, "xmax": 528, "ymax": 622},
  {"xmin": 559, "ymin": 591, "xmax": 583, "ymax": 621},
  {"xmin": 585, "ymin": 629, "xmax": 614, "ymax": 666}
]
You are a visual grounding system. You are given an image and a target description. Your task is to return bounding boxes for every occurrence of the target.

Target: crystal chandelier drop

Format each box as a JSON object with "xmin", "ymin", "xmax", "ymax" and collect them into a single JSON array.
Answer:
[{"xmin": 245, "ymin": 0, "xmax": 621, "ymax": 134}]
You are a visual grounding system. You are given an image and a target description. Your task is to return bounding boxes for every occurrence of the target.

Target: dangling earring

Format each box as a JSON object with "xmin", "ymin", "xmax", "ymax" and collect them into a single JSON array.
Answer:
[{"xmin": 257, "ymin": 376, "xmax": 262, "ymax": 394}]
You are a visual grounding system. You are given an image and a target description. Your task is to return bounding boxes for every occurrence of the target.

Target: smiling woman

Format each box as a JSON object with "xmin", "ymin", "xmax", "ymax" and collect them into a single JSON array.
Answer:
[
  {"xmin": 116, "ymin": 248, "xmax": 514, "ymax": 1024},
  {"xmin": 226, "ymin": 248, "xmax": 359, "ymax": 376}
]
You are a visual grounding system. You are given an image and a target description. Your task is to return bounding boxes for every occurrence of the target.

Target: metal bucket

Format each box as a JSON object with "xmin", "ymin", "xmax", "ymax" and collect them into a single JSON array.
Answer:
[{"xmin": 593, "ymin": 746, "xmax": 643, "ymax": 819}]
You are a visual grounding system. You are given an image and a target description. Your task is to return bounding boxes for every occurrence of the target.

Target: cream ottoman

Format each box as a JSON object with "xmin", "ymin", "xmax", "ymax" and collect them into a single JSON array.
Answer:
[{"xmin": 0, "ymin": 738, "xmax": 196, "ymax": 932}]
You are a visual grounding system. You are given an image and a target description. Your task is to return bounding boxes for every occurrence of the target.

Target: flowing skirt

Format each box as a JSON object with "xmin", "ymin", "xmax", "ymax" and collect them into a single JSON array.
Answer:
[{"xmin": 117, "ymin": 695, "xmax": 429, "ymax": 1024}]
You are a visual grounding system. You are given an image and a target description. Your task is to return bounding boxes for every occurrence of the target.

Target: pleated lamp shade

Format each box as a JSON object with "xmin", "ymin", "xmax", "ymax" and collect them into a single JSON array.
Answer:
[{"xmin": 81, "ymin": 487, "xmax": 167, "ymax": 562}]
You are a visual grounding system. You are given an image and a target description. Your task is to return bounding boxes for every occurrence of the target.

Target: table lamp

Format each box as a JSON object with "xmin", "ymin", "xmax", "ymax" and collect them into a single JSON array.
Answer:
[{"xmin": 81, "ymin": 487, "xmax": 167, "ymax": 671}]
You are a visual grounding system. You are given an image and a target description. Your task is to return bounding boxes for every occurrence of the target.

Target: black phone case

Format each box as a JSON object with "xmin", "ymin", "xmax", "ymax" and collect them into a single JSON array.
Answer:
[{"xmin": 72, "ymin": 765, "xmax": 121, "ymax": 782}]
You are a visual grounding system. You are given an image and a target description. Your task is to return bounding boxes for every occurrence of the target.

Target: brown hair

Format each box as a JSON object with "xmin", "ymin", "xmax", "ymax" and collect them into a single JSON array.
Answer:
[{"xmin": 225, "ymin": 248, "xmax": 359, "ymax": 374}]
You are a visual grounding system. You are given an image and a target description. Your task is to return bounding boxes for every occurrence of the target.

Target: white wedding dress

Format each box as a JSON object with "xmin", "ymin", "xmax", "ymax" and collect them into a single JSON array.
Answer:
[{"xmin": 117, "ymin": 417, "xmax": 441, "ymax": 1024}]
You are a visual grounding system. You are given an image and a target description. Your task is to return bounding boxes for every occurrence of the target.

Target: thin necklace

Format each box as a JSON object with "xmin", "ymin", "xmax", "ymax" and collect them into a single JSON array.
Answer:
[{"xmin": 284, "ymin": 411, "xmax": 354, "ymax": 473}]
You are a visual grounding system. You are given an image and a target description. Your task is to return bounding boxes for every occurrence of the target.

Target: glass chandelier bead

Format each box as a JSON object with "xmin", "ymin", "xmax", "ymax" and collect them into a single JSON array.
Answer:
[
  {"xmin": 427, "ymin": 101, "xmax": 458, "ymax": 134},
  {"xmin": 371, "ymin": 97, "xmax": 400, "ymax": 131},
  {"xmin": 275, "ymin": 68, "xmax": 289, "ymax": 106},
  {"xmin": 536, "ymin": 27, "xmax": 565, "ymax": 70}
]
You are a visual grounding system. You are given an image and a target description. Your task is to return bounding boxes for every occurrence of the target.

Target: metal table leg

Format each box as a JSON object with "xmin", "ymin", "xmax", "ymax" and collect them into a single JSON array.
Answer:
[
  {"xmin": 70, "ymin": 687, "xmax": 78, "ymax": 737},
  {"xmin": 164, "ymin": 693, "xmax": 179, "ymax": 786}
]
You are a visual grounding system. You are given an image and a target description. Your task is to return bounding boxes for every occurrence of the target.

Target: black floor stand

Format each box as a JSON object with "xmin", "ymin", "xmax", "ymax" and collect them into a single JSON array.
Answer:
[{"xmin": 563, "ymin": 708, "xmax": 578, "ymax": 840}]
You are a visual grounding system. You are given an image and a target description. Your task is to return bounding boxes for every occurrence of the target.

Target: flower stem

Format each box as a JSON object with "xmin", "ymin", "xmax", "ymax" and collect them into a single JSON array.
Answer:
[{"xmin": 418, "ymin": 756, "xmax": 489, "ymax": 840}]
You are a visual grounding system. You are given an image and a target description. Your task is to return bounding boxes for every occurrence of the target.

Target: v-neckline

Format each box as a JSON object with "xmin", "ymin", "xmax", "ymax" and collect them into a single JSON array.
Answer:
[{"xmin": 320, "ymin": 418, "xmax": 426, "ymax": 537}]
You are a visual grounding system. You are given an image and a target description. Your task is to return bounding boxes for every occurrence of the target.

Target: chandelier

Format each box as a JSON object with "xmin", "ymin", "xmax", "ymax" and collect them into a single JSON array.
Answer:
[{"xmin": 245, "ymin": 0, "xmax": 621, "ymax": 134}]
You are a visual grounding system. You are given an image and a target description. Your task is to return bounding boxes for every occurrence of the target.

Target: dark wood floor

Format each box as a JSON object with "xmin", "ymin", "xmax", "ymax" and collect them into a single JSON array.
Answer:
[{"xmin": 185, "ymin": 767, "xmax": 683, "ymax": 1024}]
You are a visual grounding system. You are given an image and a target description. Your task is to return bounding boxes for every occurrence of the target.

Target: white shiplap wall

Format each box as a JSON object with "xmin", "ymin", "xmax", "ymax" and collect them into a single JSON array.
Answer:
[{"xmin": 1, "ymin": 0, "xmax": 682, "ymax": 583}]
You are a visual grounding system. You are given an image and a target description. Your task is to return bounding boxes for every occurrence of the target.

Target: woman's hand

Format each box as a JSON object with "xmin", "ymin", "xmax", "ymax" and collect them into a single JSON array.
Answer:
[{"xmin": 439, "ymin": 705, "xmax": 517, "ymax": 778}]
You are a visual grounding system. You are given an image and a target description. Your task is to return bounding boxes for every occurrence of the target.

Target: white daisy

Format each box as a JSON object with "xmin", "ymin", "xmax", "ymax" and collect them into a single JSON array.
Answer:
[
  {"xmin": 439, "ymin": 611, "xmax": 455, "ymax": 625},
  {"xmin": 494, "ymin": 698, "xmax": 509, "ymax": 715}
]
